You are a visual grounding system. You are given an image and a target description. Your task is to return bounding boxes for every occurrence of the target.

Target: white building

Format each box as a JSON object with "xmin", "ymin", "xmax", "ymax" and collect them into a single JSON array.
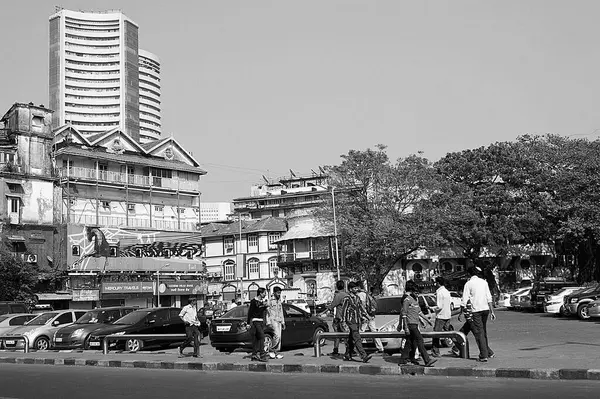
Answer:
[
  {"xmin": 138, "ymin": 50, "xmax": 161, "ymax": 143},
  {"xmin": 49, "ymin": 9, "xmax": 153, "ymax": 143},
  {"xmin": 200, "ymin": 202, "xmax": 232, "ymax": 223}
]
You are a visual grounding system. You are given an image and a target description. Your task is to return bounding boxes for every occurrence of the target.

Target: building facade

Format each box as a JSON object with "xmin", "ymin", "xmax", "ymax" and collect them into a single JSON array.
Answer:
[
  {"xmin": 138, "ymin": 49, "xmax": 161, "ymax": 143},
  {"xmin": 200, "ymin": 202, "xmax": 232, "ymax": 223},
  {"xmin": 49, "ymin": 9, "xmax": 142, "ymax": 141},
  {"xmin": 53, "ymin": 124, "xmax": 207, "ymax": 309},
  {"xmin": 0, "ymin": 103, "xmax": 57, "ymax": 275}
]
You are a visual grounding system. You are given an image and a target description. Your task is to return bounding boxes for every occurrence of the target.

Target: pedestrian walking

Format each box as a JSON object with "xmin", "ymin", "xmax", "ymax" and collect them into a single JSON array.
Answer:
[
  {"xmin": 247, "ymin": 287, "xmax": 269, "ymax": 362},
  {"xmin": 340, "ymin": 282, "xmax": 372, "ymax": 363},
  {"xmin": 398, "ymin": 280, "xmax": 437, "ymax": 367},
  {"xmin": 360, "ymin": 286, "xmax": 384, "ymax": 353},
  {"xmin": 461, "ymin": 267, "xmax": 497, "ymax": 362},
  {"xmin": 326, "ymin": 280, "xmax": 348, "ymax": 356},
  {"xmin": 429, "ymin": 277, "xmax": 452, "ymax": 357},
  {"xmin": 178, "ymin": 298, "xmax": 201, "ymax": 358},
  {"xmin": 266, "ymin": 286, "xmax": 285, "ymax": 359}
]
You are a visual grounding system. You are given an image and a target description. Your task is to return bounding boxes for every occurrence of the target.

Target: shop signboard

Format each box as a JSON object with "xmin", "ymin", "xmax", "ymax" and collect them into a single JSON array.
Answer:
[
  {"xmin": 101, "ymin": 282, "xmax": 154, "ymax": 294},
  {"xmin": 72, "ymin": 289, "xmax": 100, "ymax": 301},
  {"xmin": 157, "ymin": 280, "xmax": 208, "ymax": 295}
]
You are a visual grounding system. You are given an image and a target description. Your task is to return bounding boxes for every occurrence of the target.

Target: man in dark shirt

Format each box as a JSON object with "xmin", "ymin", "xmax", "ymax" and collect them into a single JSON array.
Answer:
[
  {"xmin": 398, "ymin": 280, "xmax": 436, "ymax": 367},
  {"xmin": 327, "ymin": 280, "xmax": 348, "ymax": 356},
  {"xmin": 340, "ymin": 282, "xmax": 372, "ymax": 363},
  {"xmin": 247, "ymin": 287, "xmax": 269, "ymax": 362}
]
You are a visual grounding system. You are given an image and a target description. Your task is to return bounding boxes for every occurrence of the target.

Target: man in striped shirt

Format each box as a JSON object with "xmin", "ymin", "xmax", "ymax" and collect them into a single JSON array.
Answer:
[{"xmin": 340, "ymin": 282, "xmax": 372, "ymax": 363}]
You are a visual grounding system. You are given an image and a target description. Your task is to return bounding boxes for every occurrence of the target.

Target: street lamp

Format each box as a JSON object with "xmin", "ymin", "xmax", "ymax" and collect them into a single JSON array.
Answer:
[
  {"xmin": 331, "ymin": 187, "xmax": 341, "ymax": 281},
  {"xmin": 156, "ymin": 263, "xmax": 170, "ymax": 307}
]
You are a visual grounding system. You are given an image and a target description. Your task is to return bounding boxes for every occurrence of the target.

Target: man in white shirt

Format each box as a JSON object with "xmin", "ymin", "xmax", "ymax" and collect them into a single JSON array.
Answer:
[
  {"xmin": 429, "ymin": 277, "xmax": 452, "ymax": 357},
  {"xmin": 179, "ymin": 298, "xmax": 201, "ymax": 357},
  {"xmin": 461, "ymin": 267, "xmax": 497, "ymax": 362}
]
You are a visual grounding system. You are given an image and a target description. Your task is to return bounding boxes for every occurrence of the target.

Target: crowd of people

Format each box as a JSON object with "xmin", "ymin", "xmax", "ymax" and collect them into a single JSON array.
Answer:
[{"xmin": 176, "ymin": 266, "xmax": 497, "ymax": 365}]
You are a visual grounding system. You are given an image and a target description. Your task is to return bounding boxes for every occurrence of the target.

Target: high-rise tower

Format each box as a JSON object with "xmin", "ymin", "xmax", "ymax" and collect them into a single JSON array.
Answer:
[
  {"xmin": 138, "ymin": 50, "xmax": 162, "ymax": 143},
  {"xmin": 49, "ymin": 9, "xmax": 141, "ymax": 141}
]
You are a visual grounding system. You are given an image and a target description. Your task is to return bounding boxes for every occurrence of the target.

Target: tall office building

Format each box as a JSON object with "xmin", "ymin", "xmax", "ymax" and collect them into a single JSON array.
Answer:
[
  {"xmin": 49, "ymin": 9, "xmax": 142, "ymax": 141},
  {"xmin": 138, "ymin": 49, "xmax": 162, "ymax": 143}
]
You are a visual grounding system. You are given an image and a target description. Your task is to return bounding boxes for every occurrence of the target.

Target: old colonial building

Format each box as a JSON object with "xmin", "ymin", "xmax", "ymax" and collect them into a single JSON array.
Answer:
[{"xmin": 53, "ymin": 123, "xmax": 207, "ymax": 309}]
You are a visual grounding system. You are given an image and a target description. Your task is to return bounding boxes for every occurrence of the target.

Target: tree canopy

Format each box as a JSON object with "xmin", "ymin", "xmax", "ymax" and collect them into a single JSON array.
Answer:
[{"xmin": 0, "ymin": 244, "xmax": 40, "ymax": 302}]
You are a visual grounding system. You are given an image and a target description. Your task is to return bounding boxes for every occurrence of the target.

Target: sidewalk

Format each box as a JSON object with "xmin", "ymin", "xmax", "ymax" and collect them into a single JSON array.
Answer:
[{"xmin": 1, "ymin": 309, "xmax": 599, "ymax": 380}]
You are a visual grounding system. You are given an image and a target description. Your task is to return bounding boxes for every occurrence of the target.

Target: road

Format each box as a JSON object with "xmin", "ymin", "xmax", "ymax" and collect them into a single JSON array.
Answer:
[{"xmin": 0, "ymin": 364, "xmax": 598, "ymax": 399}]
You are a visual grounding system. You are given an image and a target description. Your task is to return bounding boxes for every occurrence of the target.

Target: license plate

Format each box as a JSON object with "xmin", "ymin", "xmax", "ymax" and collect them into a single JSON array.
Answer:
[
  {"xmin": 89, "ymin": 341, "xmax": 100, "ymax": 347},
  {"xmin": 55, "ymin": 338, "xmax": 63, "ymax": 342},
  {"xmin": 5, "ymin": 340, "xmax": 15, "ymax": 345},
  {"xmin": 216, "ymin": 325, "xmax": 231, "ymax": 332}
]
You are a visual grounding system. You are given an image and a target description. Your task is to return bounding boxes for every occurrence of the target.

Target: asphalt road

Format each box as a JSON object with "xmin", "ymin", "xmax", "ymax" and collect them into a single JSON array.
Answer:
[{"xmin": 0, "ymin": 364, "xmax": 598, "ymax": 399}]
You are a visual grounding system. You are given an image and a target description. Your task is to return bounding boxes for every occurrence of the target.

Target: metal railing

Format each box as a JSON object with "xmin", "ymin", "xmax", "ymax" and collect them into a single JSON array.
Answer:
[
  {"xmin": 101, "ymin": 333, "xmax": 186, "ymax": 354},
  {"xmin": 1, "ymin": 335, "xmax": 31, "ymax": 353},
  {"xmin": 313, "ymin": 331, "xmax": 469, "ymax": 359}
]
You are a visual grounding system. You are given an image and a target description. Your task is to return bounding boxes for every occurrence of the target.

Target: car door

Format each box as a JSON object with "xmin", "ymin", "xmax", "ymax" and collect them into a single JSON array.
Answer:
[{"xmin": 282, "ymin": 304, "xmax": 312, "ymax": 346}]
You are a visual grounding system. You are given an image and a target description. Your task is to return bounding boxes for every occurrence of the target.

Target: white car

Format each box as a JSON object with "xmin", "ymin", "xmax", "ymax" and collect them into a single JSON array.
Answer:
[
  {"xmin": 0, "ymin": 314, "xmax": 37, "ymax": 337},
  {"xmin": 286, "ymin": 299, "xmax": 310, "ymax": 314},
  {"xmin": 509, "ymin": 288, "xmax": 532, "ymax": 309},
  {"xmin": 544, "ymin": 287, "xmax": 585, "ymax": 315},
  {"xmin": 448, "ymin": 291, "xmax": 462, "ymax": 311}
]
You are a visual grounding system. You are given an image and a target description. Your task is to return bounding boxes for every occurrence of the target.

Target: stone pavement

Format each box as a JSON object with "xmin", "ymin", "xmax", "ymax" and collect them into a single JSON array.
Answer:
[{"xmin": 0, "ymin": 309, "xmax": 599, "ymax": 380}]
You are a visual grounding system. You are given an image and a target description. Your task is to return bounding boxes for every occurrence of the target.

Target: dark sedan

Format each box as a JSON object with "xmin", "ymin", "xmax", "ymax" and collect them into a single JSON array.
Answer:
[
  {"xmin": 53, "ymin": 306, "xmax": 138, "ymax": 349},
  {"xmin": 209, "ymin": 304, "xmax": 329, "ymax": 353},
  {"xmin": 87, "ymin": 307, "xmax": 186, "ymax": 352}
]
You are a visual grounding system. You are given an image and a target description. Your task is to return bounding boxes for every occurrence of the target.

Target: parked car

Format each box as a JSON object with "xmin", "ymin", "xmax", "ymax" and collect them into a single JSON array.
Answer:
[
  {"xmin": 509, "ymin": 288, "xmax": 532, "ymax": 310},
  {"xmin": 507, "ymin": 288, "xmax": 531, "ymax": 309},
  {"xmin": 87, "ymin": 307, "xmax": 186, "ymax": 352},
  {"xmin": 448, "ymin": 291, "xmax": 462, "ymax": 311},
  {"xmin": 53, "ymin": 306, "xmax": 138, "ymax": 350},
  {"xmin": 529, "ymin": 279, "xmax": 579, "ymax": 312},
  {"xmin": 209, "ymin": 304, "xmax": 329, "ymax": 353},
  {"xmin": 285, "ymin": 299, "xmax": 310, "ymax": 313},
  {"xmin": 0, "ymin": 314, "xmax": 38, "ymax": 341},
  {"xmin": 367, "ymin": 295, "xmax": 453, "ymax": 353},
  {"xmin": 1, "ymin": 310, "xmax": 87, "ymax": 350},
  {"xmin": 587, "ymin": 299, "xmax": 600, "ymax": 318},
  {"xmin": 563, "ymin": 283, "xmax": 600, "ymax": 320},
  {"xmin": 543, "ymin": 287, "xmax": 585, "ymax": 315},
  {"xmin": 0, "ymin": 302, "xmax": 29, "ymax": 316},
  {"xmin": 31, "ymin": 304, "xmax": 54, "ymax": 314}
]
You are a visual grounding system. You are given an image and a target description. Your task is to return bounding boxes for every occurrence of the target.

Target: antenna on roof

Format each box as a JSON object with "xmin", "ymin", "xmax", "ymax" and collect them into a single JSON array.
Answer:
[
  {"xmin": 262, "ymin": 175, "xmax": 269, "ymax": 184},
  {"xmin": 318, "ymin": 166, "xmax": 325, "ymax": 175},
  {"xmin": 289, "ymin": 169, "xmax": 297, "ymax": 178},
  {"xmin": 311, "ymin": 169, "xmax": 317, "ymax": 176}
]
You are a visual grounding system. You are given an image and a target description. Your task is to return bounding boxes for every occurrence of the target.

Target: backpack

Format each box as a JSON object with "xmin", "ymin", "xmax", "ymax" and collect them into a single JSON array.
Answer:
[{"xmin": 366, "ymin": 293, "xmax": 378, "ymax": 316}]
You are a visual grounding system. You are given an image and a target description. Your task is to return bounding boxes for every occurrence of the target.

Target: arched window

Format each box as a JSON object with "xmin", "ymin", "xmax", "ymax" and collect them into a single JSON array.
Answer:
[
  {"xmin": 248, "ymin": 258, "xmax": 260, "ymax": 279},
  {"xmin": 269, "ymin": 257, "xmax": 279, "ymax": 278},
  {"xmin": 442, "ymin": 262, "xmax": 453, "ymax": 273},
  {"xmin": 223, "ymin": 260, "xmax": 235, "ymax": 281}
]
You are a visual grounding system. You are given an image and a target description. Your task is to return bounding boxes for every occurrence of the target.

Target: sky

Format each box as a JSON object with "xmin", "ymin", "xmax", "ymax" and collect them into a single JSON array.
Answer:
[{"xmin": 2, "ymin": 1, "xmax": 600, "ymax": 201}]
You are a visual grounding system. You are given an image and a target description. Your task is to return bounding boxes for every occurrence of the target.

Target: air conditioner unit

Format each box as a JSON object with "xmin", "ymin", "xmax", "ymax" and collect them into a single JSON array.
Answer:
[{"xmin": 26, "ymin": 254, "xmax": 38, "ymax": 264}]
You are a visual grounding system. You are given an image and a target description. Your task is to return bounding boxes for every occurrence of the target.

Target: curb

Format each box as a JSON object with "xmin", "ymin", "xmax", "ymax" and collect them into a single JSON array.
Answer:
[{"xmin": 0, "ymin": 356, "xmax": 599, "ymax": 380}]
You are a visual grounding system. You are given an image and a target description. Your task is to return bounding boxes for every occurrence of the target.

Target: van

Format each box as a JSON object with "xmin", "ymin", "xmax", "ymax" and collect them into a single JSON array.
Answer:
[{"xmin": 0, "ymin": 302, "xmax": 29, "ymax": 315}]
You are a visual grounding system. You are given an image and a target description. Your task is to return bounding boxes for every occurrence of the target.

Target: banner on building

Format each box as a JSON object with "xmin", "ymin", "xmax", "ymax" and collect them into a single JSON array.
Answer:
[
  {"xmin": 72, "ymin": 289, "xmax": 100, "ymax": 301},
  {"xmin": 101, "ymin": 282, "xmax": 154, "ymax": 294},
  {"xmin": 157, "ymin": 280, "xmax": 208, "ymax": 295}
]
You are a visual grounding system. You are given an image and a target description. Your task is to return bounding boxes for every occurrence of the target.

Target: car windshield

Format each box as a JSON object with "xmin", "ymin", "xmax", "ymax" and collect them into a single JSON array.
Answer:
[
  {"xmin": 221, "ymin": 306, "xmax": 248, "ymax": 319},
  {"xmin": 376, "ymin": 297, "xmax": 403, "ymax": 315},
  {"xmin": 75, "ymin": 310, "xmax": 118, "ymax": 324},
  {"xmin": 513, "ymin": 288, "xmax": 529, "ymax": 296},
  {"xmin": 577, "ymin": 285, "xmax": 600, "ymax": 295},
  {"xmin": 0, "ymin": 315, "xmax": 10, "ymax": 323},
  {"xmin": 27, "ymin": 312, "xmax": 58, "ymax": 325},
  {"xmin": 113, "ymin": 310, "xmax": 152, "ymax": 325}
]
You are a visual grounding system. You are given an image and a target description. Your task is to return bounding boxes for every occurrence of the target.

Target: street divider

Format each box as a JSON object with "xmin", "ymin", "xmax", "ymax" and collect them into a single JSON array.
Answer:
[
  {"xmin": 314, "ymin": 331, "xmax": 469, "ymax": 359},
  {"xmin": 101, "ymin": 334, "xmax": 186, "ymax": 354}
]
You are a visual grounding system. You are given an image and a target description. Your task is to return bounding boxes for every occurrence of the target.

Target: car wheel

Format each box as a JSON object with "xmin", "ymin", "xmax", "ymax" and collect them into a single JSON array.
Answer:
[
  {"xmin": 577, "ymin": 304, "xmax": 591, "ymax": 320},
  {"xmin": 310, "ymin": 327, "xmax": 326, "ymax": 346},
  {"xmin": 125, "ymin": 339, "xmax": 144, "ymax": 352},
  {"xmin": 558, "ymin": 305, "xmax": 567, "ymax": 317},
  {"xmin": 34, "ymin": 336, "xmax": 50, "ymax": 351},
  {"xmin": 263, "ymin": 334, "xmax": 274, "ymax": 353}
]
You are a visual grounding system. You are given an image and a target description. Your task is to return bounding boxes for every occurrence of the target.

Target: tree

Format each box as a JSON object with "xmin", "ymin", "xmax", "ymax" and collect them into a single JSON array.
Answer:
[
  {"xmin": 0, "ymin": 244, "xmax": 40, "ymax": 302},
  {"xmin": 317, "ymin": 145, "xmax": 445, "ymax": 289}
]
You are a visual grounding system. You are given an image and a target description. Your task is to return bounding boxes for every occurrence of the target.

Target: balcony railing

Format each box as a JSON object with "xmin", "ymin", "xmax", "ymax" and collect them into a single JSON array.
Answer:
[
  {"xmin": 278, "ymin": 250, "xmax": 332, "ymax": 263},
  {"xmin": 59, "ymin": 166, "xmax": 199, "ymax": 192},
  {"xmin": 68, "ymin": 213, "xmax": 198, "ymax": 232}
]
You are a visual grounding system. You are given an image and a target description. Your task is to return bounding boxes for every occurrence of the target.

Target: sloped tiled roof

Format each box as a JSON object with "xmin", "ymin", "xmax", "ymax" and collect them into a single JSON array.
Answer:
[
  {"xmin": 200, "ymin": 217, "xmax": 287, "ymax": 238},
  {"xmin": 140, "ymin": 137, "xmax": 169, "ymax": 151}
]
